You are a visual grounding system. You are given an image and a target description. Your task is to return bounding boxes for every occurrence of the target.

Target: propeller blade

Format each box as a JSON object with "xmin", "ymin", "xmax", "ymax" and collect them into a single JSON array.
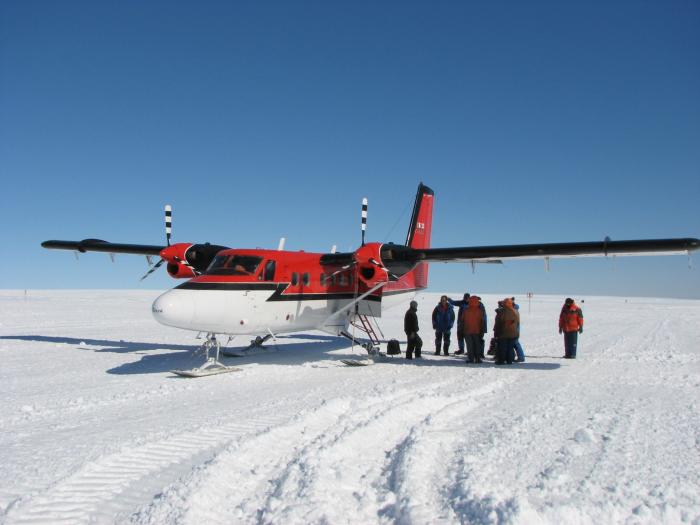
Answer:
[
  {"xmin": 368, "ymin": 257, "xmax": 399, "ymax": 280},
  {"xmin": 140, "ymin": 258, "xmax": 165, "ymax": 281},
  {"xmin": 361, "ymin": 198, "xmax": 367, "ymax": 246},
  {"xmin": 165, "ymin": 205, "xmax": 172, "ymax": 246}
]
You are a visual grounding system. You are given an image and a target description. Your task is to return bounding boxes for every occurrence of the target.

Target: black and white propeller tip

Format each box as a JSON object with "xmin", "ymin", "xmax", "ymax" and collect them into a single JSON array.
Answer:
[
  {"xmin": 141, "ymin": 204, "xmax": 173, "ymax": 281},
  {"xmin": 361, "ymin": 197, "xmax": 367, "ymax": 246},
  {"xmin": 165, "ymin": 205, "xmax": 172, "ymax": 246}
]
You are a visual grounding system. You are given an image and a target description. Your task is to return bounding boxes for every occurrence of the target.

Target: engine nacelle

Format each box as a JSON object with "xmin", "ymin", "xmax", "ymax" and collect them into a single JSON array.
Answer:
[
  {"xmin": 159, "ymin": 243, "xmax": 195, "ymax": 279},
  {"xmin": 158, "ymin": 242, "xmax": 229, "ymax": 279},
  {"xmin": 353, "ymin": 243, "xmax": 389, "ymax": 286},
  {"xmin": 166, "ymin": 261, "xmax": 196, "ymax": 279}
]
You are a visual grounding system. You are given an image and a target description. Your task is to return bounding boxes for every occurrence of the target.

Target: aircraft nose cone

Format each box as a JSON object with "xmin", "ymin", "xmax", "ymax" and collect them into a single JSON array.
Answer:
[{"xmin": 152, "ymin": 290, "xmax": 194, "ymax": 328}]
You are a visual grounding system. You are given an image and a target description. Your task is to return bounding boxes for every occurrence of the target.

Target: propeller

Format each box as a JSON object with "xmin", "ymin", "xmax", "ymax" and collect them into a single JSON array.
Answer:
[
  {"xmin": 140, "ymin": 205, "xmax": 173, "ymax": 281},
  {"xmin": 140, "ymin": 258, "xmax": 165, "ymax": 281},
  {"xmin": 361, "ymin": 198, "xmax": 367, "ymax": 246},
  {"xmin": 165, "ymin": 205, "xmax": 172, "ymax": 246}
]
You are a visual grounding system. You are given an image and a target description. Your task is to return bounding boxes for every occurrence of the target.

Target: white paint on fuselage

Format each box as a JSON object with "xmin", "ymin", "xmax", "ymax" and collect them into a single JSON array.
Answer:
[{"xmin": 151, "ymin": 287, "xmax": 415, "ymax": 336}]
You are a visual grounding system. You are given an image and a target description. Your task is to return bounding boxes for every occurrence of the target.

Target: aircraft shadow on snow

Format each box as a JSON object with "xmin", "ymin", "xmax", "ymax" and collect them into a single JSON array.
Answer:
[
  {"xmin": 1, "ymin": 333, "xmax": 357, "ymax": 375},
  {"xmin": 0, "ymin": 335, "xmax": 561, "ymax": 374}
]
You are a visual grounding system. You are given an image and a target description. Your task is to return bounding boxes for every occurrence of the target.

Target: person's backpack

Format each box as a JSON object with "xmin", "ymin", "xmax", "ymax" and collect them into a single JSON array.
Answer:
[{"xmin": 386, "ymin": 339, "xmax": 401, "ymax": 355}]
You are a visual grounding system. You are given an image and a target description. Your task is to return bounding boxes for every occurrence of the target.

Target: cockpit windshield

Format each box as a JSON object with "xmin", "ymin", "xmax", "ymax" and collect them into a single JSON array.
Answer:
[{"xmin": 205, "ymin": 254, "xmax": 263, "ymax": 276}]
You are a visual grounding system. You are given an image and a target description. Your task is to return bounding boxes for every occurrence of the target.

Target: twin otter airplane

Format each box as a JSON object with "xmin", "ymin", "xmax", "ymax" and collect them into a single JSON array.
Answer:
[{"xmin": 43, "ymin": 183, "xmax": 699, "ymax": 376}]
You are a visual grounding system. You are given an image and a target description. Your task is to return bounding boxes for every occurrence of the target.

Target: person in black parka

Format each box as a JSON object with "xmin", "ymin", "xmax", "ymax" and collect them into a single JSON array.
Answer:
[{"xmin": 404, "ymin": 300, "xmax": 422, "ymax": 359}]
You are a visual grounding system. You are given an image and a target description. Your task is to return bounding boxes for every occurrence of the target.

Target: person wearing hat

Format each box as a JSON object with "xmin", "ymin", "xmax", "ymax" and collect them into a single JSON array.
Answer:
[
  {"xmin": 559, "ymin": 298, "xmax": 584, "ymax": 359},
  {"xmin": 404, "ymin": 300, "xmax": 422, "ymax": 359}
]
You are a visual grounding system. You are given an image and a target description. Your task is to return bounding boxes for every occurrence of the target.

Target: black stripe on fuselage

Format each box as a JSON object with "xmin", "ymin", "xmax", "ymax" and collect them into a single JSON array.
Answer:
[
  {"xmin": 174, "ymin": 281, "xmax": 383, "ymax": 302},
  {"xmin": 175, "ymin": 282, "xmax": 279, "ymax": 291}
]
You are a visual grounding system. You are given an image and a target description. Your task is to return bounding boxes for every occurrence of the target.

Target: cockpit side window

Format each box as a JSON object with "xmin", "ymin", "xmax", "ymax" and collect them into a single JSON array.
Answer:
[{"xmin": 205, "ymin": 255, "xmax": 263, "ymax": 276}]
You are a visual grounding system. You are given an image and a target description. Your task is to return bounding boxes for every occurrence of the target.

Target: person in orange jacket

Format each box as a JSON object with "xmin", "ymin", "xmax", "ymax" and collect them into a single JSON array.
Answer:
[
  {"xmin": 559, "ymin": 298, "xmax": 584, "ymax": 359},
  {"xmin": 461, "ymin": 295, "xmax": 487, "ymax": 363}
]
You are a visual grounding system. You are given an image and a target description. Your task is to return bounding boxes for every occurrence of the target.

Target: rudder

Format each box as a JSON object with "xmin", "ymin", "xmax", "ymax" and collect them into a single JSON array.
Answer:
[{"xmin": 404, "ymin": 183, "xmax": 434, "ymax": 288}]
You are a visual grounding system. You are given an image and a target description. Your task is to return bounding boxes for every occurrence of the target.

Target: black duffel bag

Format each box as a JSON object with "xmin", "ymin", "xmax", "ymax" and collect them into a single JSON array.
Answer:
[{"xmin": 386, "ymin": 339, "xmax": 401, "ymax": 355}]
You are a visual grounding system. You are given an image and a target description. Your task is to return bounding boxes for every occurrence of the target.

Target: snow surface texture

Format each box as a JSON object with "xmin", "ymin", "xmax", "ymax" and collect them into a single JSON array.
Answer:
[{"xmin": 1, "ymin": 290, "xmax": 699, "ymax": 525}]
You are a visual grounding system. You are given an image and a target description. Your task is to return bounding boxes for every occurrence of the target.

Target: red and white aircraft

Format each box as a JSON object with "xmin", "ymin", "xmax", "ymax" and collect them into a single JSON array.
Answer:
[{"xmin": 43, "ymin": 183, "xmax": 699, "ymax": 375}]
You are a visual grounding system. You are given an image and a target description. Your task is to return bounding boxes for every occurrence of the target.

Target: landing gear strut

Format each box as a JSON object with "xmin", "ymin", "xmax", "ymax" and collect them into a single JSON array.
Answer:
[
  {"xmin": 171, "ymin": 332, "xmax": 241, "ymax": 378},
  {"xmin": 221, "ymin": 330, "xmax": 277, "ymax": 357}
]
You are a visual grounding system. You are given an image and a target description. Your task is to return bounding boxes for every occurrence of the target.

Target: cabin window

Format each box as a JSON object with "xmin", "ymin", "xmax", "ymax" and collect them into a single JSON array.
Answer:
[
  {"xmin": 205, "ymin": 254, "xmax": 262, "ymax": 275},
  {"xmin": 339, "ymin": 274, "xmax": 348, "ymax": 286},
  {"xmin": 320, "ymin": 273, "xmax": 326, "ymax": 286},
  {"xmin": 291, "ymin": 272, "xmax": 299, "ymax": 286},
  {"xmin": 263, "ymin": 260, "xmax": 276, "ymax": 281},
  {"xmin": 302, "ymin": 272, "xmax": 310, "ymax": 286}
]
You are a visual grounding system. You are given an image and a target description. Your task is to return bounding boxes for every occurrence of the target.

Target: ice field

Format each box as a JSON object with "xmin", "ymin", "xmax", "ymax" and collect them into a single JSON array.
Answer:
[{"xmin": 1, "ymin": 290, "xmax": 699, "ymax": 524}]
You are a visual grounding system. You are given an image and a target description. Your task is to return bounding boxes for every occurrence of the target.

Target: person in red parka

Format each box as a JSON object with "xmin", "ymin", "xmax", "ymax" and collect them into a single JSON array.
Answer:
[{"xmin": 559, "ymin": 298, "xmax": 584, "ymax": 359}]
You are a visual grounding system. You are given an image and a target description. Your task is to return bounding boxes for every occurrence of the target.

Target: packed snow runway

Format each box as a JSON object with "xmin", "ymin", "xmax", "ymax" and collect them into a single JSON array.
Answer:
[{"xmin": 1, "ymin": 290, "xmax": 699, "ymax": 524}]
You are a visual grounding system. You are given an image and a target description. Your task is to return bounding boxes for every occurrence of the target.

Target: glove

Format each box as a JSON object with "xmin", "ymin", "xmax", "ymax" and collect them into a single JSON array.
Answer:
[
  {"xmin": 559, "ymin": 329, "xmax": 563, "ymax": 335},
  {"xmin": 579, "ymin": 328, "xmax": 583, "ymax": 334}
]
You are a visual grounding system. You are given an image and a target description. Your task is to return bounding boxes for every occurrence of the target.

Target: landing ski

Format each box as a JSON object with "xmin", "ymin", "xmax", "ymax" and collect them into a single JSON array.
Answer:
[
  {"xmin": 341, "ymin": 352, "xmax": 393, "ymax": 367},
  {"xmin": 171, "ymin": 359, "xmax": 242, "ymax": 378}
]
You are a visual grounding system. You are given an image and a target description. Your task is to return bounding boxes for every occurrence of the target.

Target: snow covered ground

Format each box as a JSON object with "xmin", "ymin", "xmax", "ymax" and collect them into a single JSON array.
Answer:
[{"xmin": 1, "ymin": 289, "xmax": 699, "ymax": 524}]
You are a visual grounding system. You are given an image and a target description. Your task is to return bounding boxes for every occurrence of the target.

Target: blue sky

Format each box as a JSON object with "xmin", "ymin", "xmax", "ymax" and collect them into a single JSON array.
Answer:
[{"xmin": 2, "ymin": 1, "xmax": 699, "ymax": 298}]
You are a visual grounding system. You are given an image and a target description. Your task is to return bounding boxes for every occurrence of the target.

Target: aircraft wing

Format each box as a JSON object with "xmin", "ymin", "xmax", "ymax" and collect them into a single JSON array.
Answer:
[
  {"xmin": 413, "ymin": 237, "xmax": 700, "ymax": 263},
  {"xmin": 42, "ymin": 239, "xmax": 165, "ymax": 255}
]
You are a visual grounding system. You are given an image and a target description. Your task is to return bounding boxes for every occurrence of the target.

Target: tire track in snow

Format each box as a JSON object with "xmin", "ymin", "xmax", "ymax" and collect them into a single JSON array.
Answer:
[
  {"xmin": 4, "ymin": 413, "xmax": 292, "ymax": 525},
  {"xmin": 129, "ymin": 376, "xmax": 516, "ymax": 524},
  {"xmin": 262, "ymin": 379, "xmax": 512, "ymax": 524}
]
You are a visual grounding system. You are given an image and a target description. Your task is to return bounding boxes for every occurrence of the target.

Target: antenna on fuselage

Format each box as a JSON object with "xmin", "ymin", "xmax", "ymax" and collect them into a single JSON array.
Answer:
[
  {"xmin": 361, "ymin": 198, "xmax": 368, "ymax": 246},
  {"xmin": 278, "ymin": 237, "xmax": 286, "ymax": 251}
]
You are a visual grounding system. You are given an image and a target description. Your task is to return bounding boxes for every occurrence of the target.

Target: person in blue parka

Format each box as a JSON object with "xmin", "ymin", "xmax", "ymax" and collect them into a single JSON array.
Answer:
[{"xmin": 432, "ymin": 295, "xmax": 455, "ymax": 356}]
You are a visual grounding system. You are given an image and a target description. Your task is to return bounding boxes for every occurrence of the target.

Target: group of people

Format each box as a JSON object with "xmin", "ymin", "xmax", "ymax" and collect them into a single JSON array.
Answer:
[{"xmin": 402, "ymin": 294, "xmax": 584, "ymax": 363}]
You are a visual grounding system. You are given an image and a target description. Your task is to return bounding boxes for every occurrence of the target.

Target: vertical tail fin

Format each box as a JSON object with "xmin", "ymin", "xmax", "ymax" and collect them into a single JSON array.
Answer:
[{"xmin": 404, "ymin": 183, "xmax": 434, "ymax": 289}]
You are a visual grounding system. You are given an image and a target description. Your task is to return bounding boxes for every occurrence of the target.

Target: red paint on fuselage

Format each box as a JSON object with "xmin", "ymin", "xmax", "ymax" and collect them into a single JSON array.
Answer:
[{"xmin": 188, "ymin": 244, "xmax": 424, "ymax": 298}]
